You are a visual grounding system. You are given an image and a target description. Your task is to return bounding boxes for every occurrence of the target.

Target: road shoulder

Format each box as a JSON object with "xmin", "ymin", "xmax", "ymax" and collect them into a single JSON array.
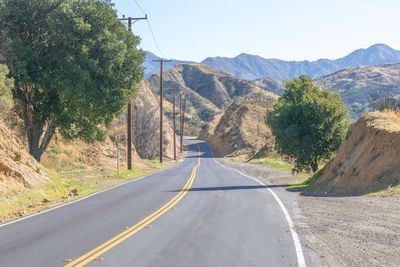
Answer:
[{"xmin": 218, "ymin": 158, "xmax": 400, "ymax": 267}]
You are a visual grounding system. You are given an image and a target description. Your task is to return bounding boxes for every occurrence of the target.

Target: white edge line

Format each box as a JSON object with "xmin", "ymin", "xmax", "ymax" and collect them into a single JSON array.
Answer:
[
  {"xmin": 0, "ymin": 153, "xmax": 188, "ymax": 229},
  {"xmin": 208, "ymin": 146, "xmax": 306, "ymax": 267}
]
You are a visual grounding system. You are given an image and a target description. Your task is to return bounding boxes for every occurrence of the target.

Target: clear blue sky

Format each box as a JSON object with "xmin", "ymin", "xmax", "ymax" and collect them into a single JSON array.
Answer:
[{"xmin": 113, "ymin": 0, "xmax": 400, "ymax": 62}]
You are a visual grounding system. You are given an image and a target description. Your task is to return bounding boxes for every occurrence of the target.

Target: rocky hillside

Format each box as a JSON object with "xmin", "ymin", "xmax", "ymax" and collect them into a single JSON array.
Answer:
[
  {"xmin": 0, "ymin": 120, "xmax": 49, "ymax": 193},
  {"xmin": 123, "ymin": 81, "xmax": 177, "ymax": 159},
  {"xmin": 315, "ymin": 64, "xmax": 400, "ymax": 119},
  {"xmin": 205, "ymin": 90, "xmax": 278, "ymax": 157},
  {"xmin": 253, "ymin": 77, "xmax": 285, "ymax": 95},
  {"xmin": 147, "ymin": 64, "xmax": 272, "ymax": 134},
  {"xmin": 311, "ymin": 111, "xmax": 400, "ymax": 195}
]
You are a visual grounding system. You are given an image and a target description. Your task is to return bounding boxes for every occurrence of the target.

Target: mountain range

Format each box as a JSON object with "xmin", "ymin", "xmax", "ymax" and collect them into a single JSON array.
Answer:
[{"xmin": 144, "ymin": 44, "xmax": 400, "ymax": 80}]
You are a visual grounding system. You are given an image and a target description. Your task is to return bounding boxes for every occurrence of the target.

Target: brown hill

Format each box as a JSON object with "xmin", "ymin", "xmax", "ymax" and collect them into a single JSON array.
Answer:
[
  {"xmin": 0, "ymin": 120, "xmax": 49, "ymax": 193},
  {"xmin": 147, "ymin": 64, "xmax": 272, "ymax": 134},
  {"xmin": 315, "ymin": 64, "xmax": 400, "ymax": 119},
  {"xmin": 206, "ymin": 90, "xmax": 278, "ymax": 157},
  {"xmin": 312, "ymin": 111, "xmax": 400, "ymax": 195},
  {"xmin": 129, "ymin": 81, "xmax": 177, "ymax": 159}
]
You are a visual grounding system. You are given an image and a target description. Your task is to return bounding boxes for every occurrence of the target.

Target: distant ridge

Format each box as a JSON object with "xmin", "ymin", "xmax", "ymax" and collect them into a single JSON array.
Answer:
[{"xmin": 143, "ymin": 44, "xmax": 400, "ymax": 80}]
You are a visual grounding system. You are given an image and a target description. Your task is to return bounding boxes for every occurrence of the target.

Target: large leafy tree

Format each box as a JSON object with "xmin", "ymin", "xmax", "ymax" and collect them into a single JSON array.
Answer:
[
  {"xmin": 267, "ymin": 76, "xmax": 350, "ymax": 172},
  {"xmin": 0, "ymin": 0, "xmax": 144, "ymax": 161},
  {"xmin": 0, "ymin": 64, "xmax": 13, "ymax": 118}
]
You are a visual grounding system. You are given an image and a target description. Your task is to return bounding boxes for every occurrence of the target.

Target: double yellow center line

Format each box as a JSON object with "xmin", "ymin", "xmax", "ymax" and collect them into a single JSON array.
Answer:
[{"xmin": 65, "ymin": 147, "xmax": 201, "ymax": 267}]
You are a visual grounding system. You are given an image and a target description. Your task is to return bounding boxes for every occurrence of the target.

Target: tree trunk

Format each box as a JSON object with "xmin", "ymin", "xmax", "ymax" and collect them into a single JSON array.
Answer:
[
  {"xmin": 27, "ymin": 121, "xmax": 55, "ymax": 162},
  {"xmin": 17, "ymin": 86, "xmax": 56, "ymax": 162},
  {"xmin": 311, "ymin": 159, "xmax": 319, "ymax": 173}
]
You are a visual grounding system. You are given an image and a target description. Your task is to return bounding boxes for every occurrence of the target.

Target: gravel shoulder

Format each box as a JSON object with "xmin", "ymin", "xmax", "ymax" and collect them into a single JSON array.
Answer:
[{"xmin": 220, "ymin": 159, "xmax": 400, "ymax": 267}]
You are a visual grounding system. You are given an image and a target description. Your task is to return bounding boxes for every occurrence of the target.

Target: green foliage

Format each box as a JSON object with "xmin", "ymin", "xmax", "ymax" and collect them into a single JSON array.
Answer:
[
  {"xmin": 267, "ymin": 76, "xmax": 350, "ymax": 173},
  {"xmin": 374, "ymin": 96, "xmax": 400, "ymax": 112},
  {"xmin": 0, "ymin": 0, "xmax": 144, "ymax": 160},
  {"xmin": 0, "ymin": 64, "xmax": 14, "ymax": 118},
  {"xmin": 198, "ymin": 108, "xmax": 216, "ymax": 122}
]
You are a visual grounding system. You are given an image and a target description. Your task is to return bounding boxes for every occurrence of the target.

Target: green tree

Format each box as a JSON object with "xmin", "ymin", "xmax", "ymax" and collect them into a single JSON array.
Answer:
[
  {"xmin": 0, "ymin": 64, "xmax": 14, "ymax": 118},
  {"xmin": 267, "ymin": 76, "xmax": 350, "ymax": 172},
  {"xmin": 0, "ymin": 0, "xmax": 144, "ymax": 161}
]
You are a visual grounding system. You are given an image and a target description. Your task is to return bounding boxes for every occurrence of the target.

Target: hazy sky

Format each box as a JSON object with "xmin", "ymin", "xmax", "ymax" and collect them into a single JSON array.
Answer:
[{"xmin": 113, "ymin": 0, "xmax": 400, "ymax": 62}]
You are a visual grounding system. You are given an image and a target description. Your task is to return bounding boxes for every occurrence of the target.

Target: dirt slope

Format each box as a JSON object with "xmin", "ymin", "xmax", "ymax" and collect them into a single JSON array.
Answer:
[
  {"xmin": 313, "ymin": 111, "xmax": 400, "ymax": 195},
  {"xmin": 129, "ymin": 81, "xmax": 177, "ymax": 159},
  {"xmin": 206, "ymin": 90, "xmax": 278, "ymax": 157},
  {"xmin": 0, "ymin": 120, "xmax": 49, "ymax": 193},
  {"xmin": 147, "ymin": 64, "xmax": 274, "ymax": 135}
]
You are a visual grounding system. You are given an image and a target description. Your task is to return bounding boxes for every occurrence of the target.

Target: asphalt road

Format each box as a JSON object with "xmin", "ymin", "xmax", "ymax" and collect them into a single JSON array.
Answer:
[{"xmin": 0, "ymin": 139, "xmax": 306, "ymax": 267}]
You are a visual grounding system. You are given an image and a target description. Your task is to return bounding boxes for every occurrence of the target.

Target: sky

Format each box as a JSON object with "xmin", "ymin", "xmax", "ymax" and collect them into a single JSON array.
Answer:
[{"xmin": 113, "ymin": 0, "xmax": 400, "ymax": 62}]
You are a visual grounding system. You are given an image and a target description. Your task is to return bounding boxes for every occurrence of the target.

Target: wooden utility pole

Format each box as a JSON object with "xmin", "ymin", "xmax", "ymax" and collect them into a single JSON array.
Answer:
[
  {"xmin": 172, "ymin": 89, "xmax": 177, "ymax": 161},
  {"xmin": 152, "ymin": 59, "xmax": 172, "ymax": 163},
  {"xmin": 179, "ymin": 93, "xmax": 183, "ymax": 153},
  {"xmin": 118, "ymin": 15, "xmax": 147, "ymax": 170},
  {"xmin": 180, "ymin": 94, "xmax": 187, "ymax": 153}
]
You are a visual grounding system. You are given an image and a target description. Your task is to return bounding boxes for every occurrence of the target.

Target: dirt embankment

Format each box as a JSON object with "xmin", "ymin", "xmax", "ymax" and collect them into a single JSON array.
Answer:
[
  {"xmin": 313, "ymin": 111, "xmax": 400, "ymax": 195},
  {"xmin": 128, "ymin": 81, "xmax": 177, "ymax": 159},
  {"xmin": 0, "ymin": 120, "xmax": 49, "ymax": 193},
  {"xmin": 206, "ymin": 90, "xmax": 277, "ymax": 157}
]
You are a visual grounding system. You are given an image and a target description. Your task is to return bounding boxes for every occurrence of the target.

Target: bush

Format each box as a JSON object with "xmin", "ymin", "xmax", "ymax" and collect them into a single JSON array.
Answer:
[
  {"xmin": 374, "ymin": 96, "xmax": 400, "ymax": 112},
  {"xmin": 198, "ymin": 108, "xmax": 216, "ymax": 122}
]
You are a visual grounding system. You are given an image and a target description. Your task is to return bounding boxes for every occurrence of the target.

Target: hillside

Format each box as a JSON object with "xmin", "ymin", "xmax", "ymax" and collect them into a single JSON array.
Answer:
[
  {"xmin": 315, "ymin": 64, "xmax": 400, "ymax": 119},
  {"xmin": 202, "ymin": 44, "xmax": 400, "ymax": 80},
  {"xmin": 0, "ymin": 120, "xmax": 49, "ymax": 193},
  {"xmin": 115, "ymin": 81, "xmax": 177, "ymax": 159},
  {"xmin": 206, "ymin": 90, "xmax": 278, "ymax": 157},
  {"xmin": 147, "ymin": 64, "xmax": 271, "ymax": 134},
  {"xmin": 310, "ymin": 111, "xmax": 400, "ymax": 195},
  {"xmin": 253, "ymin": 77, "xmax": 285, "ymax": 95}
]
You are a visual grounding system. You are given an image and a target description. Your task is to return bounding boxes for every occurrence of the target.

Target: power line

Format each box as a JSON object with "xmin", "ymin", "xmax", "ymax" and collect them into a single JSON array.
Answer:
[
  {"xmin": 134, "ymin": 0, "xmax": 146, "ymax": 15},
  {"xmin": 146, "ymin": 20, "xmax": 165, "ymax": 58},
  {"xmin": 133, "ymin": 0, "xmax": 165, "ymax": 58}
]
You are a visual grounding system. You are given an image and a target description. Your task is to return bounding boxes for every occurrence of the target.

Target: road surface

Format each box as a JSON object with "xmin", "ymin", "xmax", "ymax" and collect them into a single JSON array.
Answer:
[{"xmin": 0, "ymin": 139, "xmax": 306, "ymax": 267}]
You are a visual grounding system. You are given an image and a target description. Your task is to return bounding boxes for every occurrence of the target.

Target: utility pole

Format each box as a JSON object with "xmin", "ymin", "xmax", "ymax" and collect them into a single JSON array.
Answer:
[
  {"xmin": 152, "ymin": 59, "xmax": 172, "ymax": 163},
  {"xmin": 172, "ymin": 89, "xmax": 177, "ymax": 161},
  {"xmin": 179, "ymin": 93, "xmax": 183, "ymax": 153},
  {"xmin": 118, "ymin": 14, "xmax": 147, "ymax": 170},
  {"xmin": 180, "ymin": 94, "xmax": 187, "ymax": 153}
]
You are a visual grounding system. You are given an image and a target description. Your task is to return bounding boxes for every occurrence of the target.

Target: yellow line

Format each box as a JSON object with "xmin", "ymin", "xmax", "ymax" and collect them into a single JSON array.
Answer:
[{"xmin": 65, "ymin": 146, "xmax": 201, "ymax": 267}]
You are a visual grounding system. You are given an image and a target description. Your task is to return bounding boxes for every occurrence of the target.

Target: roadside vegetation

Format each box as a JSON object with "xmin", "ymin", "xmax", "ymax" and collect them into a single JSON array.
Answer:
[
  {"xmin": 0, "ymin": 0, "xmax": 144, "ymax": 161},
  {"xmin": 0, "ymin": 1, "xmax": 174, "ymax": 222},
  {"xmin": 267, "ymin": 76, "xmax": 350, "ymax": 173},
  {"xmin": 0, "ymin": 160, "xmax": 169, "ymax": 223}
]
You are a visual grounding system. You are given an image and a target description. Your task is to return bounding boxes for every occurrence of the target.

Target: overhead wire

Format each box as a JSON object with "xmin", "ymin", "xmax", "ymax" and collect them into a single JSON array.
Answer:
[{"xmin": 133, "ymin": 0, "xmax": 166, "ymax": 59}]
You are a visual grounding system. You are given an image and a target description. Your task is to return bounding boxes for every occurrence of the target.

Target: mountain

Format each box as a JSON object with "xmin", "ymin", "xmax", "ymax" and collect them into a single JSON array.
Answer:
[
  {"xmin": 147, "ymin": 64, "xmax": 275, "ymax": 134},
  {"xmin": 143, "ymin": 51, "xmax": 195, "ymax": 79},
  {"xmin": 202, "ymin": 44, "xmax": 400, "ymax": 80},
  {"xmin": 315, "ymin": 64, "xmax": 400, "ymax": 119}
]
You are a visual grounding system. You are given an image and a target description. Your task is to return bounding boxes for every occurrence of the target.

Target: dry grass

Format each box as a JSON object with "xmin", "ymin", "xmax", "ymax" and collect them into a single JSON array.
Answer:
[
  {"xmin": 366, "ymin": 111, "xmax": 400, "ymax": 132},
  {"xmin": 0, "ymin": 159, "xmax": 170, "ymax": 223}
]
